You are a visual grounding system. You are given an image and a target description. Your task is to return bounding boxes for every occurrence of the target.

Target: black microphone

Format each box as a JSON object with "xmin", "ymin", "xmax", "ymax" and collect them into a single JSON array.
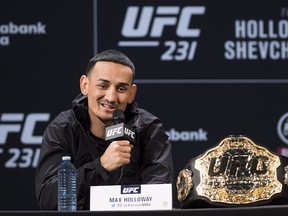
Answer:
[{"xmin": 105, "ymin": 109, "xmax": 136, "ymax": 144}]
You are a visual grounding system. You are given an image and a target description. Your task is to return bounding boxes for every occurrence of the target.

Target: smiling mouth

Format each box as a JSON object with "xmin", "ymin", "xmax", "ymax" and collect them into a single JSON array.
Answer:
[{"xmin": 101, "ymin": 103, "xmax": 117, "ymax": 110}]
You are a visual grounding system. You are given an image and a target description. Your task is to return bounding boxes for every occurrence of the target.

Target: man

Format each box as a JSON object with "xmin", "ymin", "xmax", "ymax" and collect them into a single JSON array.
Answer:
[{"xmin": 35, "ymin": 49, "xmax": 174, "ymax": 210}]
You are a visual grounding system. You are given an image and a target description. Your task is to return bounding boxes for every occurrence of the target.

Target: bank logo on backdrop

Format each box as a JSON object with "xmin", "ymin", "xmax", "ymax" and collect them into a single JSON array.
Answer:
[
  {"xmin": 118, "ymin": 6, "xmax": 206, "ymax": 61},
  {"xmin": 166, "ymin": 128, "xmax": 208, "ymax": 142},
  {"xmin": 0, "ymin": 21, "xmax": 46, "ymax": 46},
  {"xmin": 277, "ymin": 112, "xmax": 288, "ymax": 144}
]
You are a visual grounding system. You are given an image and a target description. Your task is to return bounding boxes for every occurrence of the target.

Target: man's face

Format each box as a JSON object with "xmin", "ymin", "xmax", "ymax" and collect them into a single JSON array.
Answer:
[{"xmin": 80, "ymin": 61, "xmax": 137, "ymax": 125}]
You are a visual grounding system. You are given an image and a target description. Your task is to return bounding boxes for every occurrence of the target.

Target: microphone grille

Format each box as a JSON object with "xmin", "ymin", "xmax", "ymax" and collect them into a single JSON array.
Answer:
[{"xmin": 112, "ymin": 109, "xmax": 125, "ymax": 124}]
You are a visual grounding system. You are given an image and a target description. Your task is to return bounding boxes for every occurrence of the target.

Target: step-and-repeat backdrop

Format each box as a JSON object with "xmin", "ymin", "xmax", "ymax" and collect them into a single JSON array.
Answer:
[{"xmin": 1, "ymin": 0, "xmax": 288, "ymax": 210}]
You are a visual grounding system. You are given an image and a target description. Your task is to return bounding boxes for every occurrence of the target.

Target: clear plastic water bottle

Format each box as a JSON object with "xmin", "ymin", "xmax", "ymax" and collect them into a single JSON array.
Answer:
[{"xmin": 58, "ymin": 156, "xmax": 77, "ymax": 211}]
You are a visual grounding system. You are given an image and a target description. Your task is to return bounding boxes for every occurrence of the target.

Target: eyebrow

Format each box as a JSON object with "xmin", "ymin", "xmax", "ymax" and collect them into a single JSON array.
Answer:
[
  {"xmin": 97, "ymin": 78, "xmax": 109, "ymax": 83},
  {"xmin": 97, "ymin": 78, "xmax": 130, "ymax": 86}
]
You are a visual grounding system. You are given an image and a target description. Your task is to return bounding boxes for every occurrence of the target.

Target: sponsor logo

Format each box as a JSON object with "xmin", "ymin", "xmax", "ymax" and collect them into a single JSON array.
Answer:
[
  {"xmin": 106, "ymin": 124, "xmax": 135, "ymax": 141},
  {"xmin": 0, "ymin": 22, "xmax": 47, "ymax": 46},
  {"xmin": 0, "ymin": 113, "xmax": 50, "ymax": 168},
  {"xmin": 121, "ymin": 185, "xmax": 141, "ymax": 194},
  {"xmin": 277, "ymin": 112, "xmax": 288, "ymax": 144},
  {"xmin": 0, "ymin": 113, "xmax": 50, "ymax": 144},
  {"xmin": 119, "ymin": 6, "xmax": 206, "ymax": 61},
  {"xmin": 106, "ymin": 126, "xmax": 123, "ymax": 138},
  {"xmin": 166, "ymin": 128, "xmax": 208, "ymax": 142}
]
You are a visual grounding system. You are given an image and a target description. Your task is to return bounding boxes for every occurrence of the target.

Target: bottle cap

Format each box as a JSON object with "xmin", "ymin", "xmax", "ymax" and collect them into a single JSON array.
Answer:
[{"xmin": 62, "ymin": 156, "xmax": 71, "ymax": 161}]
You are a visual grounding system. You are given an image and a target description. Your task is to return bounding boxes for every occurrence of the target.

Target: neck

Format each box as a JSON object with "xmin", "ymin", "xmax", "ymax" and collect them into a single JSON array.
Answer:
[
  {"xmin": 90, "ymin": 123, "xmax": 105, "ymax": 139},
  {"xmin": 88, "ymin": 112, "xmax": 108, "ymax": 140}
]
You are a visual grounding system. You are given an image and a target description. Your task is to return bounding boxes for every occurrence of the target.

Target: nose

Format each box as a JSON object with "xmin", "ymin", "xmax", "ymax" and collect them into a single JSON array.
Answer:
[{"xmin": 105, "ymin": 87, "xmax": 117, "ymax": 103}]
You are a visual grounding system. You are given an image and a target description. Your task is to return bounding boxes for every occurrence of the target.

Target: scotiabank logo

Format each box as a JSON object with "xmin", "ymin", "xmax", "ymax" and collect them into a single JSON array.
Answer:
[
  {"xmin": 118, "ymin": 6, "xmax": 206, "ymax": 61},
  {"xmin": 166, "ymin": 128, "xmax": 208, "ymax": 142},
  {"xmin": 0, "ymin": 22, "xmax": 47, "ymax": 46}
]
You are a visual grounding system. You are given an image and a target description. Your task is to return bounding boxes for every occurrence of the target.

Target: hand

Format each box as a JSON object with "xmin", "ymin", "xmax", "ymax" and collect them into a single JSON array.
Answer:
[{"xmin": 100, "ymin": 140, "xmax": 133, "ymax": 172}]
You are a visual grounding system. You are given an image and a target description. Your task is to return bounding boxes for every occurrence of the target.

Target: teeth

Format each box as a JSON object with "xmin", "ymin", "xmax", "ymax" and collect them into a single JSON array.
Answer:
[{"xmin": 103, "ymin": 104, "xmax": 113, "ymax": 109}]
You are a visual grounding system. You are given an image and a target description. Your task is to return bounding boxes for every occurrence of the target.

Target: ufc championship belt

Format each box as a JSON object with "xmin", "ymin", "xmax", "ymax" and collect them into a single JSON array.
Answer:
[{"xmin": 176, "ymin": 136, "xmax": 288, "ymax": 208}]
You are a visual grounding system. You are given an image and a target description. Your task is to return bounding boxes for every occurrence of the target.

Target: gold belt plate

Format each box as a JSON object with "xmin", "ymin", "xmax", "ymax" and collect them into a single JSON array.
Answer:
[{"xmin": 195, "ymin": 136, "xmax": 282, "ymax": 204}]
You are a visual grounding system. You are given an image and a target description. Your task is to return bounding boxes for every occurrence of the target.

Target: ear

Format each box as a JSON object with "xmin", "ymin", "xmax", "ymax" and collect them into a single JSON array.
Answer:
[
  {"xmin": 128, "ymin": 84, "xmax": 137, "ymax": 103},
  {"xmin": 80, "ymin": 75, "xmax": 89, "ymax": 96}
]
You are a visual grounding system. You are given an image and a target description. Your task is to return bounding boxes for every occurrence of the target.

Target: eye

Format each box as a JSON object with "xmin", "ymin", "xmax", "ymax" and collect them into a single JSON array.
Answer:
[
  {"xmin": 118, "ymin": 86, "xmax": 127, "ymax": 91},
  {"xmin": 98, "ymin": 84, "xmax": 108, "ymax": 89},
  {"xmin": 117, "ymin": 86, "xmax": 128, "ymax": 92}
]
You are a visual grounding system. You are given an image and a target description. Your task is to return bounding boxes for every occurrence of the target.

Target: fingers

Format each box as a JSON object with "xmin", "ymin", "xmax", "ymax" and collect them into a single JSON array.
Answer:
[
  {"xmin": 100, "ymin": 140, "xmax": 134, "ymax": 172},
  {"xmin": 112, "ymin": 140, "xmax": 133, "ymax": 153},
  {"xmin": 121, "ymin": 144, "xmax": 133, "ymax": 153}
]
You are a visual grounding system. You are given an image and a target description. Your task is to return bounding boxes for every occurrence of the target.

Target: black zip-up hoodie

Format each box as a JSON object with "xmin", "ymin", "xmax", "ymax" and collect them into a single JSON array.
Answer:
[{"xmin": 35, "ymin": 94, "xmax": 173, "ymax": 210}]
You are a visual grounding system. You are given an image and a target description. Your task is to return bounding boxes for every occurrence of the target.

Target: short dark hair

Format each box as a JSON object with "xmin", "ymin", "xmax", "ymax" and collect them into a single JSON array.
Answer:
[{"xmin": 85, "ymin": 49, "xmax": 135, "ymax": 81}]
